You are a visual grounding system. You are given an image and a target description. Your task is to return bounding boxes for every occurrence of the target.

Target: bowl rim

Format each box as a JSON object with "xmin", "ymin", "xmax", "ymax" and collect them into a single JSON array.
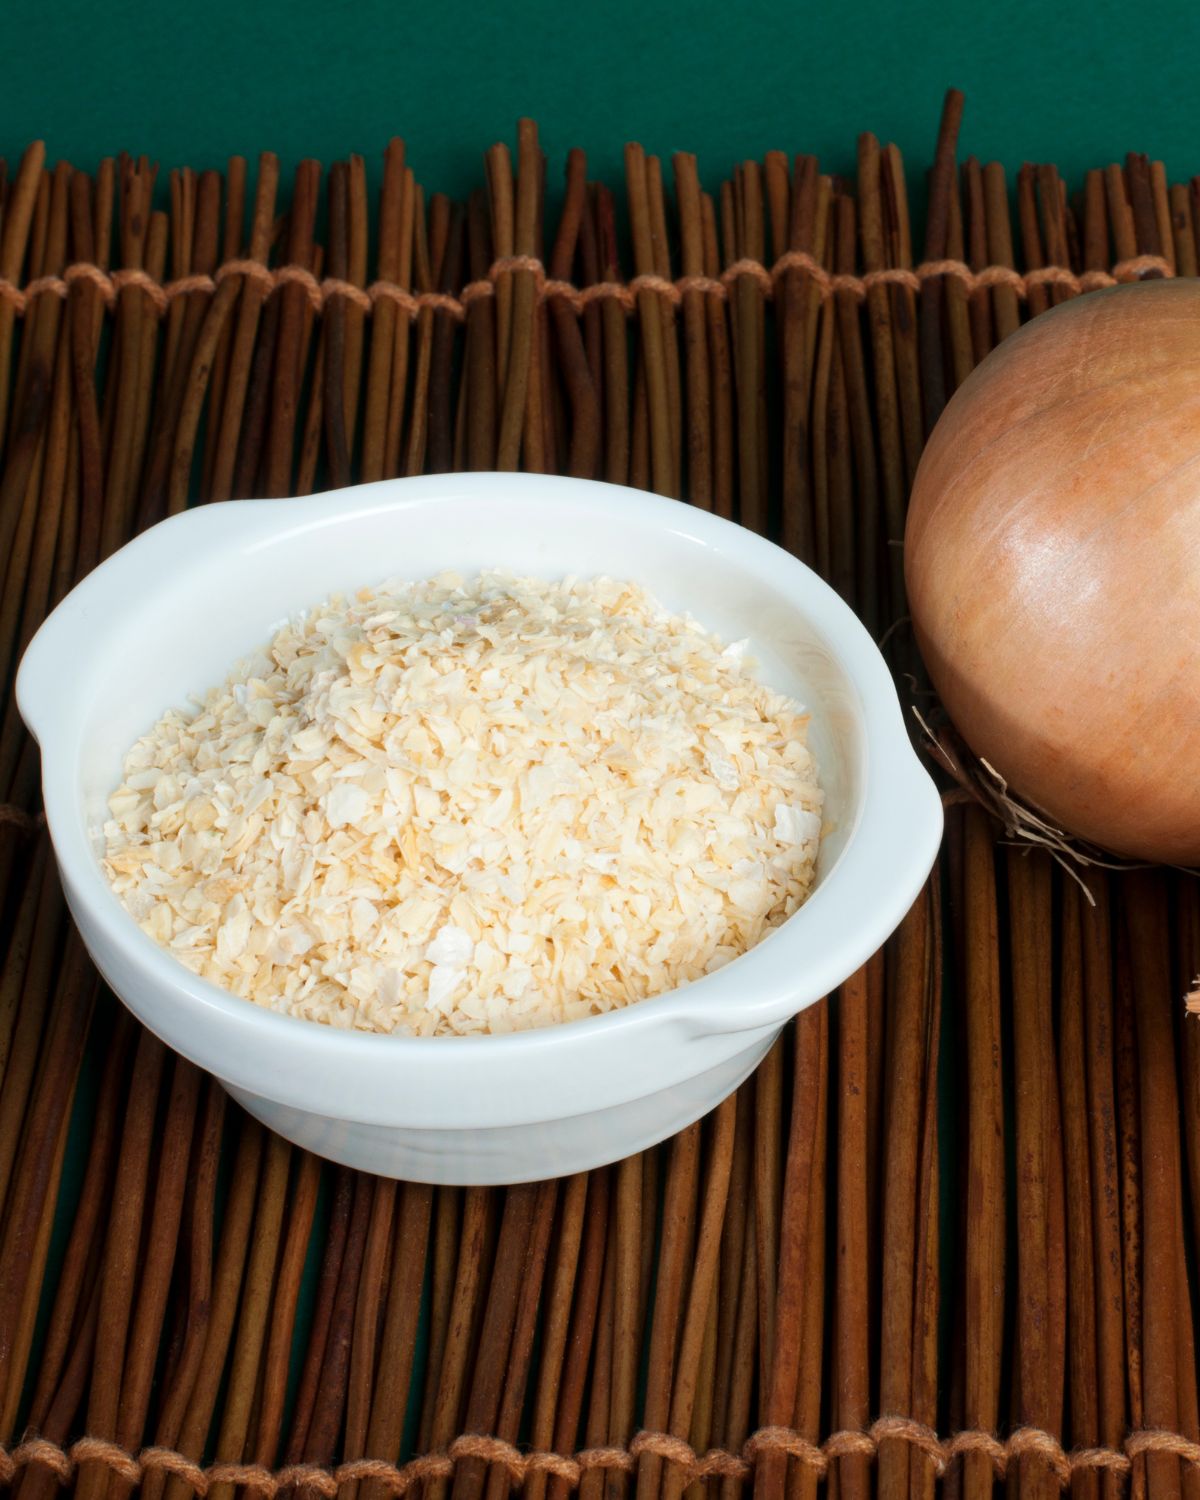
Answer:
[{"xmin": 18, "ymin": 473, "xmax": 943, "ymax": 1125}]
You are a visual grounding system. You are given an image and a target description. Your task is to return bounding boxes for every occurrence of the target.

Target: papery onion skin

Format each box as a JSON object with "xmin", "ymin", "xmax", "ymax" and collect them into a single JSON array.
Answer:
[{"xmin": 905, "ymin": 279, "xmax": 1200, "ymax": 865}]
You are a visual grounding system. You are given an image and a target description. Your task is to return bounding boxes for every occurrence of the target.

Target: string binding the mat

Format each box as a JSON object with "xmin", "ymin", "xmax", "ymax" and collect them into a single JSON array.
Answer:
[
  {"xmin": 4, "ymin": 1420, "xmax": 1199, "ymax": 1497},
  {"xmin": 0, "ymin": 251, "xmax": 1174, "ymax": 323}
]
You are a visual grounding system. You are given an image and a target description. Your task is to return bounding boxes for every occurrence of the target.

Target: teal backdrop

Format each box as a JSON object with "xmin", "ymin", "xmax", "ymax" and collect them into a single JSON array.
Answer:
[{"xmin": 7, "ymin": 0, "xmax": 1197, "ymax": 203}]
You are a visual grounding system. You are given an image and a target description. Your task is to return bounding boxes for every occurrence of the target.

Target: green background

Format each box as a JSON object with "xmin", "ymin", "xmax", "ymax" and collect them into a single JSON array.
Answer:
[{"xmin": 7, "ymin": 0, "xmax": 1198, "ymax": 210}]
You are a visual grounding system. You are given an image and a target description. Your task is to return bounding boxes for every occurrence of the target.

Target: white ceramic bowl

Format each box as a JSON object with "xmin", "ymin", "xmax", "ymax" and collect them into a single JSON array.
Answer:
[{"xmin": 17, "ymin": 473, "xmax": 942, "ymax": 1184}]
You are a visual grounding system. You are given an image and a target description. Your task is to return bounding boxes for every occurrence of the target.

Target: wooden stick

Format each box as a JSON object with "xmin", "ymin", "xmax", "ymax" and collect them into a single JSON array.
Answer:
[
  {"xmin": 138, "ymin": 169, "xmax": 221, "ymax": 523},
  {"xmin": 66, "ymin": 165, "xmax": 106, "ymax": 581},
  {"xmin": 23, "ymin": 1008, "xmax": 131, "ymax": 1434},
  {"xmin": 451, "ymin": 1183, "xmax": 542, "ymax": 1500},
  {"xmin": 982, "ymin": 163, "xmax": 1021, "ymax": 341},
  {"xmin": 1083, "ymin": 170, "xmax": 1110, "ymax": 272},
  {"xmin": 343, "ymin": 152, "xmax": 369, "ymax": 458},
  {"xmin": 295, "ymin": 290, "xmax": 328, "ymax": 497},
  {"xmin": 1175, "ymin": 873, "xmax": 1200, "ymax": 1500},
  {"xmin": 718, "ymin": 1195, "xmax": 757, "ymax": 1500},
  {"xmin": 639, "ymin": 1122, "xmax": 704, "ymax": 1500},
  {"xmin": 263, "ymin": 159, "xmax": 321, "ymax": 497},
  {"xmin": 0, "ymin": 1088, "xmax": 72, "ymax": 1439},
  {"xmin": 1114, "ymin": 899, "xmax": 1146, "ymax": 1500},
  {"xmin": 1105, "ymin": 163, "xmax": 1138, "ymax": 265},
  {"xmin": 0, "ymin": 142, "xmax": 46, "ymax": 461},
  {"xmin": 625, "ymin": 143, "xmax": 674, "ymax": 497},
  {"xmin": 248, "ymin": 1152, "xmax": 323, "ymax": 1479},
  {"xmin": 826, "ymin": 310, "xmax": 855, "ymax": 608},
  {"xmin": 322, "ymin": 161, "xmax": 354, "ymax": 489},
  {"xmin": 523, "ymin": 1173, "xmax": 589, "ymax": 1500},
  {"xmin": 73, "ymin": 1030, "xmax": 167, "ymax": 1500},
  {"xmin": 1059, "ymin": 879, "xmax": 1099, "ymax": 1500},
  {"xmin": 857, "ymin": 135, "xmax": 906, "ymax": 624},
  {"xmin": 202, "ymin": 1133, "xmax": 294, "ymax": 1500},
  {"xmin": 881, "ymin": 144, "xmax": 922, "ymax": 485},
  {"xmin": 294, "ymin": 1173, "xmax": 375, "ymax": 1495},
  {"xmin": 919, "ymin": 90, "xmax": 964, "ymax": 435},
  {"xmin": 605, "ymin": 1151, "xmax": 643, "ymax": 1500},
  {"xmin": 0, "ymin": 172, "xmax": 73, "ymax": 690},
  {"xmin": 731, "ymin": 162, "xmax": 766, "ymax": 532},
  {"xmin": 579, "ymin": 1207, "xmax": 617, "ymax": 1500},
  {"xmin": 1168, "ymin": 183, "xmax": 1198, "ymax": 276},
  {"xmin": 646, "ymin": 153, "xmax": 682, "ymax": 496},
  {"xmin": 379, "ymin": 167, "xmax": 416, "ymax": 478},
  {"xmin": 494, "ymin": 122, "xmax": 540, "ymax": 471},
  {"xmin": 160, "ymin": 1117, "xmax": 265, "ymax": 1500},
  {"xmin": 1036, "ymin": 165, "xmax": 1074, "ymax": 306},
  {"xmin": 1125, "ymin": 872, "xmax": 1183, "ymax": 1500},
  {"xmin": 341, "ymin": 1178, "xmax": 399, "ymax": 1495},
  {"xmin": 198, "ymin": 153, "xmax": 247, "ymax": 495},
  {"xmin": 834, "ymin": 968, "xmax": 870, "ymax": 1500},
  {"xmin": 832, "ymin": 190, "xmax": 879, "ymax": 634},
  {"xmin": 0, "ymin": 161, "xmax": 70, "ymax": 620},
  {"xmin": 162, "ymin": 168, "xmax": 196, "ymax": 389},
  {"xmin": 712, "ymin": 1092, "xmax": 751, "ymax": 1458},
  {"xmin": 361, "ymin": 140, "xmax": 407, "ymax": 482},
  {"xmin": 486, "ymin": 144, "xmax": 515, "ymax": 407},
  {"xmin": 962, "ymin": 808, "xmax": 1004, "ymax": 1500},
  {"xmin": 700, "ymin": 192, "xmax": 734, "ymax": 521},
  {"xmin": 282, "ymin": 1168, "xmax": 357, "ymax": 1472},
  {"xmin": 1017, "ymin": 165, "xmax": 1051, "ymax": 317},
  {"xmin": 594, "ymin": 185, "xmax": 630, "ymax": 481},
  {"xmin": 962, "ymin": 158, "xmax": 994, "ymax": 360},
  {"xmin": 208, "ymin": 153, "xmax": 280, "ymax": 501},
  {"xmin": 549, "ymin": 150, "xmax": 600, "ymax": 478},
  {"xmin": 873, "ymin": 883, "xmax": 933, "ymax": 1500},
  {"xmin": 356, "ymin": 1182, "xmax": 433, "ymax": 1500},
  {"xmin": 16, "ymin": 1275, "xmax": 103, "ymax": 1500},
  {"xmin": 1008, "ymin": 849, "xmax": 1061, "ymax": 1500},
  {"xmin": 424, "ymin": 1188, "xmax": 494, "ymax": 1500},
  {"xmin": 0, "ymin": 934, "xmax": 95, "ymax": 1426},
  {"xmin": 99, "ymin": 159, "xmax": 157, "ymax": 557},
  {"xmin": 482, "ymin": 1180, "xmax": 559, "ymax": 1500},
  {"xmin": 462, "ymin": 188, "xmax": 497, "ymax": 471},
  {"xmin": 1124, "ymin": 153, "xmax": 1164, "ymax": 269},
  {"xmin": 1080, "ymin": 879, "xmax": 1126, "ymax": 1500},
  {"xmin": 140, "ymin": 1079, "xmax": 225, "ymax": 1500},
  {"xmin": 942, "ymin": 155, "xmax": 974, "ymax": 391},
  {"xmin": 545, "ymin": 1170, "xmax": 610, "ymax": 1500},
  {"xmin": 910, "ymin": 879, "xmax": 943, "ymax": 1500},
  {"xmin": 107, "ymin": 1059, "xmax": 204, "ymax": 1495},
  {"xmin": 662, "ymin": 1097, "xmax": 737, "ymax": 1500},
  {"xmin": 778, "ymin": 153, "xmax": 817, "ymax": 564},
  {"xmin": 749, "ymin": 1038, "xmax": 782, "ymax": 1407},
  {"xmin": 810, "ymin": 226, "xmax": 835, "ymax": 586},
  {"xmin": 418, "ymin": 1188, "xmax": 462, "ymax": 1456},
  {"xmin": 685, "ymin": 1275, "xmax": 720, "ymax": 1500},
  {"xmin": 673, "ymin": 154, "xmax": 711, "ymax": 508},
  {"xmin": 427, "ymin": 204, "xmax": 466, "ymax": 474}
]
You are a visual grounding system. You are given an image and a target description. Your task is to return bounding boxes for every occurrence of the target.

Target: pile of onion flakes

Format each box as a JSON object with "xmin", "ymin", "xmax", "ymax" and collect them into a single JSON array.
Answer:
[{"xmin": 103, "ymin": 571, "xmax": 824, "ymax": 1035}]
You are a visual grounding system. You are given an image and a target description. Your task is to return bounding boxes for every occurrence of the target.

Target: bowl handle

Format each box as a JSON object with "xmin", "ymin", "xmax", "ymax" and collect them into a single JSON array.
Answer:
[{"xmin": 688, "ymin": 751, "xmax": 943, "ymax": 1038}]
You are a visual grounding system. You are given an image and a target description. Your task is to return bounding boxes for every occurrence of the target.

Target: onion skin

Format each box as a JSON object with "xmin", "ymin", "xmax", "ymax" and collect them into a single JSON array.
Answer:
[{"xmin": 905, "ymin": 279, "xmax": 1200, "ymax": 865}]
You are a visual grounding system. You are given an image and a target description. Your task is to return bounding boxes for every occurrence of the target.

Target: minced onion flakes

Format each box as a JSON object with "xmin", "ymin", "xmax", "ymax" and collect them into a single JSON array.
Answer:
[{"xmin": 102, "ymin": 571, "xmax": 823, "ymax": 1035}]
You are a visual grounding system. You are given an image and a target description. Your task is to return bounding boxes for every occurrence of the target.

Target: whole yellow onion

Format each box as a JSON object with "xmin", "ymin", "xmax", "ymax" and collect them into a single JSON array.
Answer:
[{"xmin": 905, "ymin": 279, "xmax": 1200, "ymax": 865}]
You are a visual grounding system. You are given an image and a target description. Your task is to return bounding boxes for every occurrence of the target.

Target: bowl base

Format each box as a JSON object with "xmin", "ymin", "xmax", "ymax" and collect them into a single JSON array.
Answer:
[{"xmin": 225, "ymin": 1027, "xmax": 778, "ymax": 1184}]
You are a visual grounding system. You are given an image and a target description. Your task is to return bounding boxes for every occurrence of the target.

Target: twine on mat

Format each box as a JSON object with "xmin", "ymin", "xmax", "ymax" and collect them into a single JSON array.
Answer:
[
  {"xmin": 0, "ymin": 251, "xmax": 1175, "ymax": 323},
  {"xmin": 4, "ymin": 1422, "xmax": 1200, "ymax": 1496}
]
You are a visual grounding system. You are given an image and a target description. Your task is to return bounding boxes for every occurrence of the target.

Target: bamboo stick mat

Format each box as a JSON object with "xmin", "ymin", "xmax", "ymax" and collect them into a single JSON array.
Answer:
[{"xmin": 1, "ymin": 91, "xmax": 1198, "ymax": 1500}]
